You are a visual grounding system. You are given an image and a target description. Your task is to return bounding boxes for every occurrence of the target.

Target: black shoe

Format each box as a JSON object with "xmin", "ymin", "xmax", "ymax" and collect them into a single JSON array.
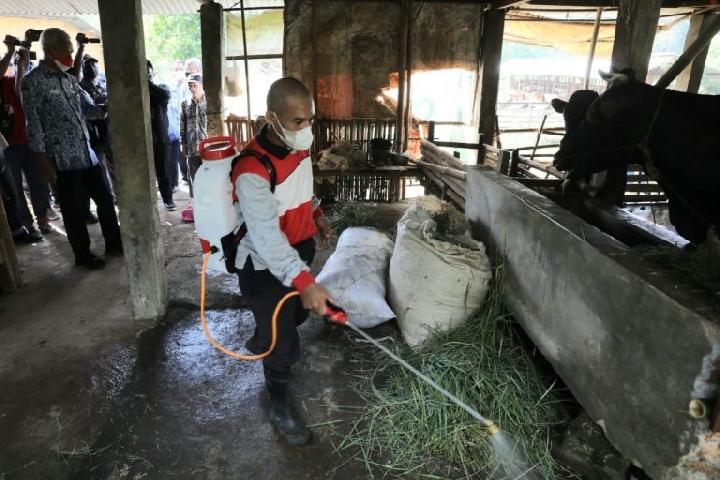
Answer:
[
  {"xmin": 265, "ymin": 375, "xmax": 312, "ymax": 446},
  {"xmin": 164, "ymin": 201, "xmax": 177, "ymax": 211},
  {"xmin": 75, "ymin": 254, "xmax": 106, "ymax": 270},
  {"xmin": 13, "ymin": 226, "xmax": 43, "ymax": 244},
  {"xmin": 86, "ymin": 212, "xmax": 99, "ymax": 224},
  {"xmin": 105, "ymin": 243, "xmax": 124, "ymax": 257}
]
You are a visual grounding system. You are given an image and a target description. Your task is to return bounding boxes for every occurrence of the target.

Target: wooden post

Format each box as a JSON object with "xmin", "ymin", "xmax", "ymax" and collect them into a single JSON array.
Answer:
[
  {"xmin": 478, "ymin": 9, "xmax": 505, "ymax": 147},
  {"xmin": 509, "ymin": 149, "xmax": 520, "ymax": 177},
  {"xmin": 584, "ymin": 8, "xmax": 603, "ymax": 90},
  {"xmin": 676, "ymin": 13, "xmax": 714, "ymax": 93},
  {"xmin": 611, "ymin": 0, "xmax": 662, "ymax": 82},
  {"xmin": 98, "ymin": 0, "xmax": 167, "ymax": 323},
  {"xmin": 396, "ymin": 0, "xmax": 409, "ymax": 153},
  {"xmin": 496, "ymin": 150, "xmax": 511, "ymax": 176},
  {"xmin": 403, "ymin": 0, "xmax": 414, "ymax": 153},
  {"xmin": 0, "ymin": 192, "xmax": 21, "ymax": 292},
  {"xmin": 201, "ymin": 1, "xmax": 226, "ymax": 135},
  {"xmin": 657, "ymin": 13, "xmax": 720, "ymax": 91}
]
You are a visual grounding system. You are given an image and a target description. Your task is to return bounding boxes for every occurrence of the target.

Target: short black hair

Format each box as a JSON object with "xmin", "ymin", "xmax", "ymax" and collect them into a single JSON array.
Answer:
[
  {"xmin": 146, "ymin": 60, "xmax": 153, "ymax": 70},
  {"xmin": 266, "ymin": 77, "xmax": 312, "ymax": 114}
]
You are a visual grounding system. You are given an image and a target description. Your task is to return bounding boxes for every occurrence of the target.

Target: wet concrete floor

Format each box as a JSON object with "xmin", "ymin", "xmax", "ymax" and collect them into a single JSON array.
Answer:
[{"xmin": 1, "ymin": 189, "xmax": 397, "ymax": 479}]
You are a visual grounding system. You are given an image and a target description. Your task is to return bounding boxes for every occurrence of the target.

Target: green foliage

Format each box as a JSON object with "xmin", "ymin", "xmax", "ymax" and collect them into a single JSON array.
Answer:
[{"xmin": 144, "ymin": 15, "xmax": 201, "ymax": 81}]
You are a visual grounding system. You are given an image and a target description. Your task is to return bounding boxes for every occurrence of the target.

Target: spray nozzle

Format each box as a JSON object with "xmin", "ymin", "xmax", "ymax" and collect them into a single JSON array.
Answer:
[{"xmin": 324, "ymin": 301, "xmax": 347, "ymax": 325}]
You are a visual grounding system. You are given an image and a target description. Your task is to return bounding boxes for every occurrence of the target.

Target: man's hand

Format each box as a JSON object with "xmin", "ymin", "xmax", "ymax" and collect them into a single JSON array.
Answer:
[
  {"xmin": 16, "ymin": 48, "xmax": 28, "ymax": 68},
  {"xmin": 300, "ymin": 283, "xmax": 334, "ymax": 316},
  {"xmin": 35, "ymin": 153, "xmax": 57, "ymax": 184},
  {"xmin": 314, "ymin": 214, "xmax": 332, "ymax": 248},
  {"xmin": 3, "ymin": 36, "xmax": 16, "ymax": 55}
]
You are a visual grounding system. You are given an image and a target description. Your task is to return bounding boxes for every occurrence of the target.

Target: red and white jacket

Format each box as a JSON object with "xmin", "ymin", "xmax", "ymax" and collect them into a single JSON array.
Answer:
[{"xmin": 230, "ymin": 125, "xmax": 322, "ymax": 292}]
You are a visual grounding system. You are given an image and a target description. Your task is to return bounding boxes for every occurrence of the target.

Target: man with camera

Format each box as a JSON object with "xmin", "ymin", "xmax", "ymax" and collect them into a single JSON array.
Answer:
[
  {"xmin": 1, "ymin": 31, "xmax": 52, "ymax": 241},
  {"xmin": 21, "ymin": 28, "xmax": 121, "ymax": 269}
]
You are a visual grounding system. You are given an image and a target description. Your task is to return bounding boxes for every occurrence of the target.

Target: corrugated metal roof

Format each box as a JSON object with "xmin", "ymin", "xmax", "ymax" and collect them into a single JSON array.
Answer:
[{"xmin": 0, "ymin": 0, "xmax": 283, "ymax": 16}]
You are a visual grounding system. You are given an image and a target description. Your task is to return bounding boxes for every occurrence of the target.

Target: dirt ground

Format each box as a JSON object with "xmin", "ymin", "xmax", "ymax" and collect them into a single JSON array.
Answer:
[{"xmin": 0, "ymin": 188, "xmax": 407, "ymax": 479}]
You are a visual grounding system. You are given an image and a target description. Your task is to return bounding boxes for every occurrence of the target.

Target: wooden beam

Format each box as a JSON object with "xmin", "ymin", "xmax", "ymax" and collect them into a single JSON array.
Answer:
[
  {"xmin": 0, "ymin": 192, "xmax": 21, "ymax": 292},
  {"xmin": 492, "ymin": 0, "xmax": 531, "ymax": 8},
  {"xmin": 478, "ymin": 8, "xmax": 506, "ymax": 148},
  {"xmin": 584, "ymin": 7, "xmax": 603, "ymax": 89},
  {"xmin": 676, "ymin": 13, "xmax": 714, "ymax": 92},
  {"xmin": 396, "ymin": 0, "xmax": 409, "ymax": 152},
  {"xmin": 517, "ymin": 0, "xmax": 719, "ymax": 7},
  {"xmin": 611, "ymin": 0, "xmax": 662, "ymax": 82},
  {"xmin": 657, "ymin": 12, "xmax": 720, "ymax": 89}
]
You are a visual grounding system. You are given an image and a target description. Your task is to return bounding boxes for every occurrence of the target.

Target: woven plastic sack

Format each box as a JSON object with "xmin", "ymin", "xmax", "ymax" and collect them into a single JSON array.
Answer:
[
  {"xmin": 389, "ymin": 197, "xmax": 492, "ymax": 346},
  {"xmin": 316, "ymin": 227, "xmax": 395, "ymax": 328}
]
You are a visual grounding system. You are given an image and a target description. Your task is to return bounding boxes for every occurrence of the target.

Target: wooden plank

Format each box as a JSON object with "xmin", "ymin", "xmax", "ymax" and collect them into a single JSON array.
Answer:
[
  {"xmin": 676, "ymin": 13, "xmax": 713, "ymax": 93},
  {"xmin": 585, "ymin": 8, "xmax": 603, "ymax": 89},
  {"xmin": 0, "ymin": 191, "xmax": 21, "ymax": 292},
  {"xmin": 624, "ymin": 194, "xmax": 668, "ymax": 203},
  {"xmin": 611, "ymin": 0, "xmax": 662, "ymax": 82},
  {"xmin": 478, "ymin": 9, "xmax": 504, "ymax": 148},
  {"xmin": 496, "ymin": 149, "xmax": 511, "ymax": 175},
  {"xmin": 656, "ymin": 12, "xmax": 720, "ymax": 89}
]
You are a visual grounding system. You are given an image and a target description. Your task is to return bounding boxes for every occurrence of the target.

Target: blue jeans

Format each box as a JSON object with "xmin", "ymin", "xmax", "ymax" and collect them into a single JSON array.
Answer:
[{"xmin": 4, "ymin": 144, "xmax": 51, "ymax": 226}]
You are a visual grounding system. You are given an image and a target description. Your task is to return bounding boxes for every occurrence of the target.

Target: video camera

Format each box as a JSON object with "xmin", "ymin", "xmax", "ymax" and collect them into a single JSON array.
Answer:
[
  {"xmin": 76, "ymin": 33, "xmax": 100, "ymax": 45},
  {"xmin": 4, "ymin": 29, "xmax": 42, "ymax": 61}
]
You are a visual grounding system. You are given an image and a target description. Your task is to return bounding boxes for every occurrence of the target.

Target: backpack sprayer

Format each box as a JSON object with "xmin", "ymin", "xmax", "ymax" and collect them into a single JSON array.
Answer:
[{"xmin": 194, "ymin": 137, "xmax": 506, "ymax": 443}]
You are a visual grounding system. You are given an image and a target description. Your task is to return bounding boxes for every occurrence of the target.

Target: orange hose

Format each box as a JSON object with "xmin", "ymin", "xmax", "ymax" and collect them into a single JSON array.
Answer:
[{"xmin": 200, "ymin": 252, "xmax": 300, "ymax": 360}]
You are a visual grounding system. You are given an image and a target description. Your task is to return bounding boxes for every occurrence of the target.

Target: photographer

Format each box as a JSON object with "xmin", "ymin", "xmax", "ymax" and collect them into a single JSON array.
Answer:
[
  {"xmin": 0, "ymin": 34, "xmax": 51, "ymax": 238},
  {"xmin": 21, "ymin": 28, "xmax": 121, "ymax": 269},
  {"xmin": 80, "ymin": 54, "xmax": 114, "ymax": 190}
]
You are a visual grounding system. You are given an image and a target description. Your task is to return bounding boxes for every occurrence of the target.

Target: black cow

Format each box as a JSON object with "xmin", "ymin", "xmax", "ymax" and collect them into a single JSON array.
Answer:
[
  {"xmin": 553, "ymin": 70, "xmax": 720, "ymax": 244},
  {"xmin": 552, "ymin": 89, "xmax": 628, "ymax": 207}
]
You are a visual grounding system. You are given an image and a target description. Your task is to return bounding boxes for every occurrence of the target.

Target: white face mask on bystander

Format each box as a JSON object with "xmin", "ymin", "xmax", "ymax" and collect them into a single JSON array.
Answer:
[{"xmin": 270, "ymin": 113, "xmax": 314, "ymax": 151}]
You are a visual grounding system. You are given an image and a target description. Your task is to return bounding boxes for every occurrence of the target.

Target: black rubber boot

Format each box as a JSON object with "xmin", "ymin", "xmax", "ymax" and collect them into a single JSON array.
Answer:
[{"xmin": 264, "ymin": 367, "xmax": 312, "ymax": 446}]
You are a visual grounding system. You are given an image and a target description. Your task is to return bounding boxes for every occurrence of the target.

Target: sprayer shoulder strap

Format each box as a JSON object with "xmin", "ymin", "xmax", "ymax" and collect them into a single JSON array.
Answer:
[{"xmin": 231, "ymin": 149, "xmax": 276, "ymax": 193}]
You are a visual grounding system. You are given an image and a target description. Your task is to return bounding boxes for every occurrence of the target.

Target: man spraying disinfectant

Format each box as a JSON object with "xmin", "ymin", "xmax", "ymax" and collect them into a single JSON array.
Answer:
[
  {"xmin": 197, "ymin": 79, "xmax": 525, "ymax": 473},
  {"xmin": 230, "ymin": 77, "xmax": 332, "ymax": 445}
]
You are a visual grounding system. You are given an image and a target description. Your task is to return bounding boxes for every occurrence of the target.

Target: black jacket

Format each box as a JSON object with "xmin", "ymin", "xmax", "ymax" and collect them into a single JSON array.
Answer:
[{"xmin": 148, "ymin": 81, "xmax": 171, "ymax": 145}]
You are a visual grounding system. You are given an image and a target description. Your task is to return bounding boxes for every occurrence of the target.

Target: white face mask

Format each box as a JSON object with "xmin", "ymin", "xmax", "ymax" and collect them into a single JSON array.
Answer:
[{"xmin": 271, "ymin": 113, "xmax": 314, "ymax": 151}]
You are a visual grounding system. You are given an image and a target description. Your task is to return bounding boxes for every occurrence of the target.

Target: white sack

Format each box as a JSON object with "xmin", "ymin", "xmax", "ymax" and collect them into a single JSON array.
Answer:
[
  {"xmin": 389, "ymin": 197, "xmax": 492, "ymax": 346},
  {"xmin": 316, "ymin": 227, "xmax": 395, "ymax": 328}
]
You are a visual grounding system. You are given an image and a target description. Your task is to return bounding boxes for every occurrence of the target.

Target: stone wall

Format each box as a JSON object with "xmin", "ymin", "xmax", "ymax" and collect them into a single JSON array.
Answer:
[
  {"xmin": 284, "ymin": 0, "xmax": 482, "ymax": 118},
  {"xmin": 465, "ymin": 166, "xmax": 720, "ymax": 479}
]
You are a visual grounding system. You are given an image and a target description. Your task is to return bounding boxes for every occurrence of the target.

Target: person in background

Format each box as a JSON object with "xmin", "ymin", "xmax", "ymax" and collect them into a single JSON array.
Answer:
[
  {"xmin": 0, "ymin": 36, "xmax": 52, "ymax": 238},
  {"xmin": 80, "ymin": 54, "xmax": 114, "ymax": 191},
  {"xmin": 0, "ymin": 131, "xmax": 42, "ymax": 243},
  {"xmin": 166, "ymin": 60, "xmax": 185, "ymax": 192},
  {"xmin": 147, "ymin": 60, "xmax": 175, "ymax": 211},
  {"xmin": 179, "ymin": 73, "xmax": 206, "ymax": 222},
  {"xmin": 21, "ymin": 28, "xmax": 122, "ymax": 269},
  {"xmin": 182, "ymin": 58, "xmax": 201, "ymax": 102}
]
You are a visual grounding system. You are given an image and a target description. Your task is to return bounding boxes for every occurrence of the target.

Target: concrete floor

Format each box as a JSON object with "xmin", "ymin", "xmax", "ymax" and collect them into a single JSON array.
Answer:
[{"xmin": 0, "ymin": 188, "xmax": 382, "ymax": 479}]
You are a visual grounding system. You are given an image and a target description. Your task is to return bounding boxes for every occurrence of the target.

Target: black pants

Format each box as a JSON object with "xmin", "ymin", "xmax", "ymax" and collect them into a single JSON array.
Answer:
[
  {"xmin": 152, "ymin": 142, "xmax": 173, "ymax": 204},
  {"xmin": 56, "ymin": 164, "xmax": 121, "ymax": 260},
  {"xmin": 237, "ymin": 238, "xmax": 316, "ymax": 372},
  {"xmin": 167, "ymin": 140, "xmax": 182, "ymax": 189}
]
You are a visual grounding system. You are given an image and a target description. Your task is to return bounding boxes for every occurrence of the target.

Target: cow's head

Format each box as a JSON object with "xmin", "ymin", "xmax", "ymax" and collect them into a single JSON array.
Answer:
[{"xmin": 553, "ymin": 69, "xmax": 654, "ymax": 179}]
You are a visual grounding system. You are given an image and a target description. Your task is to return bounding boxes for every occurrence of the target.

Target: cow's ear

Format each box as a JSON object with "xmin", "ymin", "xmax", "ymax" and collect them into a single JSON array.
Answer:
[
  {"xmin": 551, "ymin": 98, "xmax": 567, "ymax": 114},
  {"xmin": 599, "ymin": 70, "xmax": 630, "ymax": 86}
]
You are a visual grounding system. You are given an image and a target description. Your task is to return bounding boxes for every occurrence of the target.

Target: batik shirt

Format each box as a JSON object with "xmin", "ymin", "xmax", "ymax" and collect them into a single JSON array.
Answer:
[
  {"xmin": 180, "ymin": 95, "xmax": 207, "ymax": 156},
  {"xmin": 21, "ymin": 61, "xmax": 104, "ymax": 171}
]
